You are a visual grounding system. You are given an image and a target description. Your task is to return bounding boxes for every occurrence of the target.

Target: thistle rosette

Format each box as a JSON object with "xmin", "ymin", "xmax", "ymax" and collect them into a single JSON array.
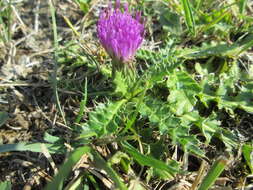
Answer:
[{"xmin": 97, "ymin": 0, "xmax": 144, "ymax": 69}]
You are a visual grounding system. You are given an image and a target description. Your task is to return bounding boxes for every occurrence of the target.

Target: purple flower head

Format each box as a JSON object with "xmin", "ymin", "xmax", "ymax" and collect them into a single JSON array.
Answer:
[{"xmin": 97, "ymin": 0, "xmax": 145, "ymax": 63}]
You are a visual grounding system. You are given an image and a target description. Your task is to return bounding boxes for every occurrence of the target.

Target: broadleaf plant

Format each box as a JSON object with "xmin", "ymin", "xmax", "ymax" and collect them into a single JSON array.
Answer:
[{"xmin": 1, "ymin": 0, "xmax": 253, "ymax": 189}]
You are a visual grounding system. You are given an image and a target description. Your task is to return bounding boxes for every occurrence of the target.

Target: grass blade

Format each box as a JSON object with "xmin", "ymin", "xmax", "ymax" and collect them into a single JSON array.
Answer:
[
  {"xmin": 242, "ymin": 144, "xmax": 253, "ymax": 174},
  {"xmin": 122, "ymin": 141, "xmax": 179, "ymax": 177},
  {"xmin": 48, "ymin": 0, "xmax": 67, "ymax": 125},
  {"xmin": 0, "ymin": 142, "xmax": 63, "ymax": 154},
  {"xmin": 201, "ymin": 11, "xmax": 229, "ymax": 32},
  {"xmin": 237, "ymin": 34, "xmax": 253, "ymax": 55},
  {"xmin": 180, "ymin": 0, "xmax": 195, "ymax": 35},
  {"xmin": 198, "ymin": 156, "xmax": 228, "ymax": 190},
  {"xmin": 238, "ymin": 0, "xmax": 248, "ymax": 14},
  {"xmin": 91, "ymin": 149, "xmax": 128, "ymax": 190},
  {"xmin": 44, "ymin": 146, "xmax": 91, "ymax": 190},
  {"xmin": 7, "ymin": 0, "xmax": 12, "ymax": 41},
  {"xmin": 75, "ymin": 77, "xmax": 88, "ymax": 124},
  {"xmin": 0, "ymin": 181, "xmax": 11, "ymax": 190},
  {"xmin": 0, "ymin": 111, "xmax": 9, "ymax": 127},
  {"xmin": 83, "ymin": 99, "xmax": 127, "ymax": 137},
  {"xmin": 195, "ymin": 0, "xmax": 204, "ymax": 10}
]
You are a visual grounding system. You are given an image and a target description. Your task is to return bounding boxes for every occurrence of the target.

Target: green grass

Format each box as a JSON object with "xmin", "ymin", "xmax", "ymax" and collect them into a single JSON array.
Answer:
[{"xmin": 0, "ymin": 0, "xmax": 253, "ymax": 189}]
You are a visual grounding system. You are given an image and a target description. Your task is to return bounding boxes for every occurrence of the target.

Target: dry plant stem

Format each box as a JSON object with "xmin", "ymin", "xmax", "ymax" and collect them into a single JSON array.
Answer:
[
  {"xmin": 0, "ymin": 82, "xmax": 81, "ymax": 97},
  {"xmin": 34, "ymin": 0, "xmax": 40, "ymax": 32},
  {"xmin": 60, "ymin": 14, "xmax": 100, "ymax": 71},
  {"xmin": 48, "ymin": 0, "xmax": 67, "ymax": 126},
  {"xmin": 7, "ymin": 0, "xmax": 12, "ymax": 41},
  {"xmin": 60, "ymin": 14, "xmax": 95, "ymax": 56},
  {"xmin": 12, "ymin": 159, "xmax": 53, "ymax": 182},
  {"xmin": 137, "ymin": 138, "xmax": 145, "ymax": 178},
  {"xmin": 190, "ymin": 160, "xmax": 208, "ymax": 190},
  {"xmin": 7, "ymin": 42, "xmax": 16, "ymax": 66},
  {"xmin": 0, "ymin": 82, "xmax": 49, "ymax": 87},
  {"xmin": 56, "ymin": 121, "xmax": 73, "ymax": 130},
  {"xmin": 11, "ymin": 4, "xmax": 27, "ymax": 35},
  {"xmin": 183, "ymin": 151, "xmax": 189, "ymax": 172},
  {"xmin": 88, "ymin": 169, "xmax": 114, "ymax": 189},
  {"xmin": 14, "ymin": 32, "xmax": 34, "ymax": 46},
  {"xmin": 81, "ymin": 0, "xmax": 99, "ymax": 34},
  {"xmin": 62, "ymin": 15, "xmax": 80, "ymax": 36},
  {"xmin": 41, "ymin": 144, "xmax": 58, "ymax": 175},
  {"xmin": 158, "ymin": 181, "xmax": 171, "ymax": 190}
]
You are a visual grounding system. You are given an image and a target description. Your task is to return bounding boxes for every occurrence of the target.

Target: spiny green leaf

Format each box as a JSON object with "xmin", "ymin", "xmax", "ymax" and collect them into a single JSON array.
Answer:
[
  {"xmin": 167, "ymin": 70, "xmax": 202, "ymax": 115},
  {"xmin": 182, "ymin": 111, "xmax": 238, "ymax": 148},
  {"xmin": 159, "ymin": 9, "xmax": 182, "ymax": 35},
  {"xmin": 234, "ymin": 83, "xmax": 253, "ymax": 113},
  {"xmin": 216, "ymin": 128, "xmax": 238, "ymax": 149},
  {"xmin": 182, "ymin": 111, "xmax": 219, "ymax": 144},
  {"xmin": 82, "ymin": 99, "xmax": 127, "ymax": 137},
  {"xmin": 139, "ymin": 96, "xmax": 204, "ymax": 157},
  {"xmin": 203, "ymin": 80, "xmax": 253, "ymax": 114},
  {"xmin": 136, "ymin": 48, "xmax": 179, "ymax": 86},
  {"xmin": 197, "ymin": 61, "xmax": 253, "ymax": 114},
  {"xmin": 113, "ymin": 71, "xmax": 128, "ymax": 96}
]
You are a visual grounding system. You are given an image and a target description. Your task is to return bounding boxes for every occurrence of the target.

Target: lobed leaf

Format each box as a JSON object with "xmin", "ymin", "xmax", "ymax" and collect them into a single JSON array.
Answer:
[
  {"xmin": 167, "ymin": 70, "xmax": 202, "ymax": 115},
  {"xmin": 81, "ymin": 99, "xmax": 127, "ymax": 137},
  {"xmin": 139, "ymin": 96, "xmax": 205, "ymax": 157}
]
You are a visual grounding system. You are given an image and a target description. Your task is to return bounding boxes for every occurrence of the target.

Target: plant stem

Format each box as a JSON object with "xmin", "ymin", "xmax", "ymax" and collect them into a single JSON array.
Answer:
[{"xmin": 48, "ymin": 0, "xmax": 67, "ymax": 125}]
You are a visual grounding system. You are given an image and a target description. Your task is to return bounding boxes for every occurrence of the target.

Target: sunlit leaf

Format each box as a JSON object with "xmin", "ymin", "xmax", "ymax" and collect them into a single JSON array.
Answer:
[
  {"xmin": 242, "ymin": 144, "xmax": 253, "ymax": 174},
  {"xmin": 45, "ymin": 146, "xmax": 91, "ymax": 190},
  {"xmin": 159, "ymin": 9, "xmax": 182, "ymax": 35},
  {"xmin": 167, "ymin": 71, "xmax": 202, "ymax": 115},
  {"xmin": 82, "ymin": 99, "xmax": 127, "ymax": 137},
  {"xmin": 122, "ymin": 141, "xmax": 179, "ymax": 179},
  {"xmin": 198, "ymin": 157, "xmax": 228, "ymax": 190},
  {"xmin": 0, "ymin": 142, "xmax": 64, "ymax": 154},
  {"xmin": 139, "ymin": 96, "xmax": 204, "ymax": 156},
  {"xmin": 0, "ymin": 181, "xmax": 11, "ymax": 190},
  {"xmin": 180, "ymin": 0, "xmax": 195, "ymax": 35}
]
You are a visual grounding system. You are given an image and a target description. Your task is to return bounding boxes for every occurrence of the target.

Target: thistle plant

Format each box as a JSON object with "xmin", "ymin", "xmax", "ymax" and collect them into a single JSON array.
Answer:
[{"xmin": 97, "ymin": 0, "xmax": 145, "ymax": 78}]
